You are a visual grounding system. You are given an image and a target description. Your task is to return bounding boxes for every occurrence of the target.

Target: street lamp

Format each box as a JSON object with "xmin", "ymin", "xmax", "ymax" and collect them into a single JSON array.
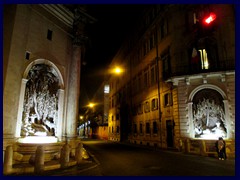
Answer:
[
  {"xmin": 78, "ymin": 115, "xmax": 84, "ymax": 137},
  {"xmin": 110, "ymin": 66, "xmax": 124, "ymax": 75},
  {"xmin": 88, "ymin": 103, "xmax": 95, "ymax": 108},
  {"xmin": 114, "ymin": 67, "xmax": 122, "ymax": 74},
  {"xmin": 87, "ymin": 102, "xmax": 96, "ymax": 138}
]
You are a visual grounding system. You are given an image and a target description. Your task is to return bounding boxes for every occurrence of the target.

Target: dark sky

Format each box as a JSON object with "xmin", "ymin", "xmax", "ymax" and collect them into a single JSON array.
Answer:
[{"xmin": 79, "ymin": 4, "xmax": 148, "ymax": 107}]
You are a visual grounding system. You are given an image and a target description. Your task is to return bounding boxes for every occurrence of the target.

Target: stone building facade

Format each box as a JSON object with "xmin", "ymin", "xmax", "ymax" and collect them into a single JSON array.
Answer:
[
  {"xmin": 108, "ymin": 4, "xmax": 235, "ymax": 158},
  {"xmin": 3, "ymin": 4, "xmax": 95, "ymax": 173}
]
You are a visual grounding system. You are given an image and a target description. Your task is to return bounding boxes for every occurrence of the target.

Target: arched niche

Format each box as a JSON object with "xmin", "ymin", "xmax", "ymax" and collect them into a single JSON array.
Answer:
[
  {"xmin": 16, "ymin": 59, "xmax": 65, "ymax": 142},
  {"xmin": 187, "ymin": 84, "xmax": 230, "ymax": 139}
]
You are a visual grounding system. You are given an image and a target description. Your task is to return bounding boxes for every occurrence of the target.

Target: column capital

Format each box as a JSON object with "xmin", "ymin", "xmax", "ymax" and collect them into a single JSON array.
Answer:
[{"xmin": 72, "ymin": 7, "xmax": 96, "ymax": 46}]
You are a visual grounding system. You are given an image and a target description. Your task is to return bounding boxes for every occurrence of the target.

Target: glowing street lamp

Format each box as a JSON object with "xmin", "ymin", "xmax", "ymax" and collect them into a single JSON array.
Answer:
[
  {"xmin": 110, "ymin": 66, "xmax": 124, "ymax": 75},
  {"xmin": 114, "ymin": 67, "xmax": 122, "ymax": 74},
  {"xmin": 88, "ymin": 103, "xmax": 94, "ymax": 108}
]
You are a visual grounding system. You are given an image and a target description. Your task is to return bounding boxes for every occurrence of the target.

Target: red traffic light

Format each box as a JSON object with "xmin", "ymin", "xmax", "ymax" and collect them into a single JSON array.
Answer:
[{"xmin": 203, "ymin": 12, "xmax": 217, "ymax": 25}]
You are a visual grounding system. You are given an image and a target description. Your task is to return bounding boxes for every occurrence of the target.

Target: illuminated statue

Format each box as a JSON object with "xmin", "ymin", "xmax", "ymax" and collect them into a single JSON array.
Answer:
[
  {"xmin": 21, "ymin": 64, "xmax": 59, "ymax": 137},
  {"xmin": 193, "ymin": 98, "xmax": 227, "ymax": 139}
]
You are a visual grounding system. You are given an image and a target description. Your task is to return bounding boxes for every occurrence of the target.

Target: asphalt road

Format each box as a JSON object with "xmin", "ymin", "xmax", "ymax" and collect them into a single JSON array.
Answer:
[{"xmin": 76, "ymin": 139, "xmax": 235, "ymax": 176}]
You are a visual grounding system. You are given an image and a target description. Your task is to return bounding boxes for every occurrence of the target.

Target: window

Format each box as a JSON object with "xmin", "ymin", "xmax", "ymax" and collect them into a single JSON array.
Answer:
[
  {"xmin": 47, "ymin": 29, "xmax": 53, "ymax": 41},
  {"xmin": 112, "ymin": 126, "xmax": 114, "ymax": 133},
  {"xmin": 112, "ymin": 115, "xmax": 114, "ymax": 121},
  {"xmin": 116, "ymin": 114, "xmax": 120, "ymax": 120},
  {"xmin": 138, "ymin": 48, "xmax": 142, "ymax": 61},
  {"xmin": 117, "ymin": 126, "xmax": 120, "ymax": 133},
  {"xmin": 190, "ymin": 37, "xmax": 218, "ymax": 72},
  {"xmin": 198, "ymin": 49, "xmax": 209, "ymax": 70},
  {"xmin": 111, "ymin": 82, "xmax": 114, "ymax": 91},
  {"xmin": 160, "ymin": 19, "xmax": 168, "ymax": 40},
  {"xmin": 25, "ymin": 51, "xmax": 30, "ymax": 60},
  {"xmin": 162, "ymin": 50, "xmax": 171, "ymax": 79},
  {"xmin": 143, "ymin": 41, "xmax": 148, "ymax": 56},
  {"xmin": 144, "ymin": 69, "xmax": 149, "ymax": 88},
  {"xmin": 144, "ymin": 101, "xmax": 150, "ymax": 113},
  {"xmin": 138, "ymin": 103, "xmax": 143, "ymax": 114},
  {"xmin": 191, "ymin": 47, "xmax": 210, "ymax": 71},
  {"xmin": 140, "ymin": 123, "xmax": 143, "ymax": 134},
  {"xmin": 137, "ymin": 73, "xmax": 143, "ymax": 91},
  {"xmin": 151, "ymin": 98, "xmax": 158, "ymax": 110},
  {"xmin": 132, "ymin": 105, "xmax": 137, "ymax": 116},
  {"xmin": 134, "ymin": 124, "xmax": 137, "ymax": 134},
  {"xmin": 150, "ymin": 64, "xmax": 157, "ymax": 85},
  {"xmin": 132, "ymin": 76, "xmax": 137, "ymax": 94},
  {"xmin": 104, "ymin": 85, "xmax": 110, "ymax": 93},
  {"xmin": 153, "ymin": 122, "xmax": 158, "ymax": 134},
  {"xmin": 149, "ymin": 34, "xmax": 155, "ymax": 50},
  {"xmin": 164, "ymin": 93, "xmax": 173, "ymax": 107},
  {"xmin": 146, "ymin": 122, "xmax": 150, "ymax": 134}
]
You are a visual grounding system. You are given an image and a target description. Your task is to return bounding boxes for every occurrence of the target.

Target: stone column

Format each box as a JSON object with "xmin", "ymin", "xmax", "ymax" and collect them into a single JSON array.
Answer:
[
  {"xmin": 223, "ymin": 100, "xmax": 231, "ymax": 139},
  {"xmin": 57, "ymin": 89, "xmax": 64, "ymax": 141},
  {"xmin": 188, "ymin": 102, "xmax": 194, "ymax": 138},
  {"xmin": 65, "ymin": 8, "xmax": 90, "ymax": 139},
  {"xmin": 15, "ymin": 78, "xmax": 28, "ymax": 138},
  {"xmin": 66, "ymin": 45, "xmax": 81, "ymax": 138}
]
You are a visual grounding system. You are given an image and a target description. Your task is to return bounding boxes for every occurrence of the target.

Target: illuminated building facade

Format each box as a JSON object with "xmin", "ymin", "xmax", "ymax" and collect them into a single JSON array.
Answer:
[
  {"xmin": 3, "ymin": 4, "xmax": 95, "ymax": 173},
  {"xmin": 108, "ymin": 4, "xmax": 235, "ymax": 158},
  {"xmin": 82, "ymin": 81, "xmax": 109, "ymax": 140}
]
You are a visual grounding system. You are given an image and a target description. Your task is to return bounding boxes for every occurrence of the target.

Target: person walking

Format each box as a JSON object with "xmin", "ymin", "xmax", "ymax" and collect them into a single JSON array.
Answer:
[{"xmin": 216, "ymin": 137, "xmax": 226, "ymax": 160}]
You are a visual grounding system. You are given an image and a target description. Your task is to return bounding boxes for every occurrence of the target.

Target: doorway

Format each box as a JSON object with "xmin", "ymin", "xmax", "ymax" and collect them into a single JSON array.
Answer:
[{"xmin": 166, "ymin": 120, "xmax": 174, "ymax": 147}]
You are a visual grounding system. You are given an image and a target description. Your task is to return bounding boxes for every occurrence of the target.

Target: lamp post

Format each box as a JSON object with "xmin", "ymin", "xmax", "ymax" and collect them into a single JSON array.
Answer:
[
  {"xmin": 79, "ymin": 115, "xmax": 83, "ymax": 137},
  {"xmin": 87, "ymin": 102, "xmax": 95, "ymax": 138}
]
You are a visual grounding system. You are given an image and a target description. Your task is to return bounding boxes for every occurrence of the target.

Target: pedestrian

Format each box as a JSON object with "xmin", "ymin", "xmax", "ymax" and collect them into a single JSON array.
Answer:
[{"xmin": 215, "ymin": 137, "xmax": 226, "ymax": 160}]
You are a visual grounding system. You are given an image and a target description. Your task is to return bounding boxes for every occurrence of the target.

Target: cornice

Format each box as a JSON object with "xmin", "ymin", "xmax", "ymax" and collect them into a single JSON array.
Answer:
[{"xmin": 39, "ymin": 4, "xmax": 74, "ymax": 29}]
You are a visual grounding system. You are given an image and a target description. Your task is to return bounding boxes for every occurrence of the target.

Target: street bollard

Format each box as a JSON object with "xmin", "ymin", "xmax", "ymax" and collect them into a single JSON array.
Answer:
[
  {"xmin": 3, "ymin": 145, "xmax": 13, "ymax": 175},
  {"xmin": 200, "ymin": 140, "xmax": 206, "ymax": 156},
  {"xmin": 185, "ymin": 139, "xmax": 190, "ymax": 153},
  {"xmin": 60, "ymin": 143, "xmax": 70, "ymax": 168},
  {"xmin": 75, "ymin": 143, "xmax": 83, "ymax": 164},
  {"xmin": 34, "ymin": 145, "xmax": 45, "ymax": 174}
]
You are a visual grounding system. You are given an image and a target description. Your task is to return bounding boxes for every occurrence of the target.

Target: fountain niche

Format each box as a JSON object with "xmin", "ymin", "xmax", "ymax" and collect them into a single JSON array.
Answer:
[
  {"xmin": 192, "ymin": 89, "xmax": 227, "ymax": 139},
  {"xmin": 19, "ymin": 64, "xmax": 60, "ymax": 144}
]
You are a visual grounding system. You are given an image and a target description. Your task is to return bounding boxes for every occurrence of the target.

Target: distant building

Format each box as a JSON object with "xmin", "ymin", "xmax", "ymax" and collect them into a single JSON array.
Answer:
[
  {"xmin": 107, "ymin": 4, "xmax": 235, "ymax": 158},
  {"xmin": 82, "ymin": 81, "xmax": 109, "ymax": 140}
]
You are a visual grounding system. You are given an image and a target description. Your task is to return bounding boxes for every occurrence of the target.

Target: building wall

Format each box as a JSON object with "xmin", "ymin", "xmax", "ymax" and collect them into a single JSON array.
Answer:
[
  {"xmin": 107, "ymin": 4, "xmax": 235, "ymax": 158},
  {"xmin": 3, "ymin": 4, "xmax": 73, "ymax": 147},
  {"xmin": 96, "ymin": 126, "xmax": 108, "ymax": 140}
]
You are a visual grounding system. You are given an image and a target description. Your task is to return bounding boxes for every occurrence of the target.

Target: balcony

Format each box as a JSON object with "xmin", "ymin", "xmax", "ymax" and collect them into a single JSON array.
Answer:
[{"xmin": 163, "ymin": 59, "xmax": 235, "ymax": 80}]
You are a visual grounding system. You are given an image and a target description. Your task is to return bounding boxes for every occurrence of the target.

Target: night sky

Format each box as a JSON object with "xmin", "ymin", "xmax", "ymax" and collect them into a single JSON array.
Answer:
[{"xmin": 79, "ymin": 4, "xmax": 148, "ymax": 107}]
